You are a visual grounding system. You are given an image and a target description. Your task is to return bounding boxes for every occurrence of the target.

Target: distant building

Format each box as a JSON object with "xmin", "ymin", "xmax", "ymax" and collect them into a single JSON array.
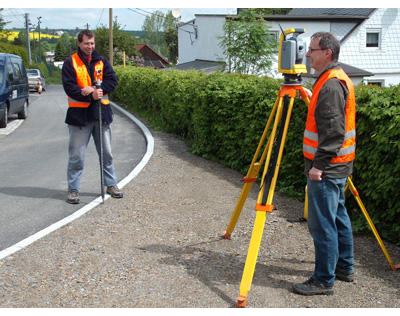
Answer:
[{"xmin": 135, "ymin": 44, "xmax": 170, "ymax": 69}]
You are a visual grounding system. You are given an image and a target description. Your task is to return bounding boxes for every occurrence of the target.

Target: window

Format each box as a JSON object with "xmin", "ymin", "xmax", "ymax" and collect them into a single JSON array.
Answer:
[
  {"xmin": 12, "ymin": 62, "xmax": 23, "ymax": 82},
  {"xmin": 267, "ymin": 31, "xmax": 279, "ymax": 52},
  {"xmin": 7, "ymin": 63, "xmax": 14, "ymax": 82},
  {"xmin": 366, "ymin": 79, "xmax": 384, "ymax": 87},
  {"xmin": 366, "ymin": 29, "xmax": 381, "ymax": 48}
]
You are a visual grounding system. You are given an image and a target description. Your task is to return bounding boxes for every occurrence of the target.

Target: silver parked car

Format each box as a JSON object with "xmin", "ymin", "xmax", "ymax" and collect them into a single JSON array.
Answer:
[{"xmin": 27, "ymin": 68, "xmax": 46, "ymax": 94}]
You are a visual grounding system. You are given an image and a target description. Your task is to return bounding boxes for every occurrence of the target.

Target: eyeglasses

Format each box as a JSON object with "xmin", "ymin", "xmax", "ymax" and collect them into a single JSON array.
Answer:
[{"xmin": 307, "ymin": 47, "xmax": 325, "ymax": 53}]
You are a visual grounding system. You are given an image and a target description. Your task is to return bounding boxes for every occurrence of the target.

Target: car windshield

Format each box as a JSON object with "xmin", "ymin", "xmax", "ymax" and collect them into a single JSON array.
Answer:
[{"xmin": 27, "ymin": 69, "xmax": 39, "ymax": 77}]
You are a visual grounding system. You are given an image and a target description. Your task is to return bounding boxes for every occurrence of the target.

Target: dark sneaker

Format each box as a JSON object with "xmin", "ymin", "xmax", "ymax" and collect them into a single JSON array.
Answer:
[
  {"xmin": 293, "ymin": 277, "xmax": 334, "ymax": 296},
  {"xmin": 107, "ymin": 186, "xmax": 123, "ymax": 198},
  {"xmin": 67, "ymin": 191, "xmax": 80, "ymax": 204},
  {"xmin": 335, "ymin": 267, "xmax": 354, "ymax": 282}
]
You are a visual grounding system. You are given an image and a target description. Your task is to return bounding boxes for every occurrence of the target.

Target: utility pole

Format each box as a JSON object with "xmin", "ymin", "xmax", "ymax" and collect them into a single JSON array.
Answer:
[
  {"xmin": 109, "ymin": 8, "xmax": 113, "ymax": 65},
  {"xmin": 37, "ymin": 16, "xmax": 42, "ymax": 63},
  {"xmin": 25, "ymin": 13, "xmax": 31, "ymax": 64}
]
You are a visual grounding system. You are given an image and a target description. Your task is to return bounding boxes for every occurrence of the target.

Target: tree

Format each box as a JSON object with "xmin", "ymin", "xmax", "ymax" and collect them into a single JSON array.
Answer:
[
  {"xmin": 219, "ymin": 9, "xmax": 277, "ymax": 75},
  {"xmin": 141, "ymin": 10, "xmax": 165, "ymax": 55},
  {"xmin": 0, "ymin": 8, "xmax": 11, "ymax": 42},
  {"xmin": 54, "ymin": 33, "xmax": 73, "ymax": 61},
  {"xmin": 94, "ymin": 18, "xmax": 138, "ymax": 65},
  {"xmin": 162, "ymin": 11, "xmax": 178, "ymax": 64},
  {"xmin": 140, "ymin": 10, "xmax": 179, "ymax": 63}
]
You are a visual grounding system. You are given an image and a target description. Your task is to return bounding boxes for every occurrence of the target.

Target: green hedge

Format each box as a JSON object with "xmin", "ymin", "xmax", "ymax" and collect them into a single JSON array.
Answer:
[
  {"xmin": 348, "ymin": 85, "xmax": 400, "ymax": 244},
  {"xmin": 112, "ymin": 66, "xmax": 400, "ymax": 246},
  {"xmin": 0, "ymin": 42, "xmax": 29, "ymax": 65}
]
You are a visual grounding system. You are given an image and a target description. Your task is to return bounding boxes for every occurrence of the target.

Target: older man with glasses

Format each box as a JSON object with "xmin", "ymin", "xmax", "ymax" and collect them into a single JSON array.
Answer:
[{"xmin": 293, "ymin": 32, "xmax": 357, "ymax": 296}]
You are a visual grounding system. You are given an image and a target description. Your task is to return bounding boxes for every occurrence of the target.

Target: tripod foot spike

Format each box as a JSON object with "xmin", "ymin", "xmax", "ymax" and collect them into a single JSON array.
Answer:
[
  {"xmin": 391, "ymin": 264, "xmax": 400, "ymax": 271},
  {"xmin": 236, "ymin": 296, "xmax": 247, "ymax": 308},
  {"xmin": 223, "ymin": 231, "xmax": 231, "ymax": 239}
]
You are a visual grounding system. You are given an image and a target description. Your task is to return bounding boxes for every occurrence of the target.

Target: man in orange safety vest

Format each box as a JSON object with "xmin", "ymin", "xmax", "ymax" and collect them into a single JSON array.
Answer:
[
  {"xmin": 62, "ymin": 30, "xmax": 123, "ymax": 204},
  {"xmin": 293, "ymin": 32, "xmax": 356, "ymax": 296}
]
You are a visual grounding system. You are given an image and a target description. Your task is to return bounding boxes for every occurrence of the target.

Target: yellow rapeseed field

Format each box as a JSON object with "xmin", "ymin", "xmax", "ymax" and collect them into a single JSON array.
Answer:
[{"xmin": 6, "ymin": 31, "xmax": 61, "ymax": 41}]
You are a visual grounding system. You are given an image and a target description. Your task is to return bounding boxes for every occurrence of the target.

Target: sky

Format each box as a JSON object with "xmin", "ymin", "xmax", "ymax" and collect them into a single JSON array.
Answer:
[{"xmin": 1, "ymin": 4, "xmax": 238, "ymax": 31}]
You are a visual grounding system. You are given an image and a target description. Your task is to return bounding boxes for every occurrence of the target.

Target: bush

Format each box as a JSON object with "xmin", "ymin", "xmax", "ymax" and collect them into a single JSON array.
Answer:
[
  {"xmin": 111, "ymin": 66, "xmax": 400, "ymax": 246},
  {"xmin": 347, "ymin": 84, "xmax": 400, "ymax": 244},
  {"xmin": 0, "ymin": 42, "xmax": 28, "ymax": 65}
]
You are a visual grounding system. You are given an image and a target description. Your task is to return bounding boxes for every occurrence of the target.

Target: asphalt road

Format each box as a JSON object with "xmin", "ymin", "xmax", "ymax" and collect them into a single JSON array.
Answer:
[{"xmin": 0, "ymin": 85, "xmax": 147, "ymax": 251}]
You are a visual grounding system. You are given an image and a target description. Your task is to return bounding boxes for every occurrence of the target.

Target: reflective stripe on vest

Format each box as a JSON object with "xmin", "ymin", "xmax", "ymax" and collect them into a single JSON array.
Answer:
[
  {"xmin": 68, "ymin": 53, "xmax": 109, "ymax": 108},
  {"xmin": 303, "ymin": 68, "xmax": 356, "ymax": 163},
  {"xmin": 68, "ymin": 95, "xmax": 109, "ymax": 107}
]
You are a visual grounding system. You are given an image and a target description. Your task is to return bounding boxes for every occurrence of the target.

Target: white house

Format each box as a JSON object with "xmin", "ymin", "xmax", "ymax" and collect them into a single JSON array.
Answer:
[
  {"xmin": 339, "ymin": 8, "xmax": 400, "ymax": 86},
  {"xmin": 178, "ymin": 14, "xmax": 226, "ymax": 64},
  {"xmin": 177, "ymin": 8, "xmax": 400, "ymax": 87}
]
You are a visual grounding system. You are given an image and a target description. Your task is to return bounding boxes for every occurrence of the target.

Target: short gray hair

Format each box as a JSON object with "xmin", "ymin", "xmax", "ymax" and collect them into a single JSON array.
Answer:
[{"xmin": 311, "ymin": 32, "xmax": 340, "ymax": 62}]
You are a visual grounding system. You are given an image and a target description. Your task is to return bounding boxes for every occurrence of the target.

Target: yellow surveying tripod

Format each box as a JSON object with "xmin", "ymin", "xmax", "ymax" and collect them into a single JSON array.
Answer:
[
  {"xmin": 223, "ymin": 28, "xmax": 310, "ymax": 307},
  {"xmin": 223, "ymin": 28, "xmax": 399, "ymax": 308}
]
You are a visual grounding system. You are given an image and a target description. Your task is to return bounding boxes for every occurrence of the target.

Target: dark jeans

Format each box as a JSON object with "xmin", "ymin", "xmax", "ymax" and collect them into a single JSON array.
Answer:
[{"xmin": 307, "ymin": 177, "xmax": 354, "ymax": 286}]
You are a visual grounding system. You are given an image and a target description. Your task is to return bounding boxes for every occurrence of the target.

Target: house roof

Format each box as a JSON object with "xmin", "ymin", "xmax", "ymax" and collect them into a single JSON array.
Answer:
[
  {"xmin": 288, "ymin": 8, "xmax": 375, "ymax": 17},
  {"xmin": 249, "ymin": 8, "xmax": 376, "ymax": 21},
  {"xmin": 304, "ymin": 63, "xmax": 374, "ymax": 78},
  {"xmin": 167, "ymin": 59, "xmax": 224, "ymax": 73},
  {"xmin": 135, "ymin": 44, "xmax": 170, "ymax": 66}
]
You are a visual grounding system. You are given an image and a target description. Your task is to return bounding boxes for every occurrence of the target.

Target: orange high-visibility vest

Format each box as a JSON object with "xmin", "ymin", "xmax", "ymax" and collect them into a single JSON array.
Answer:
[
  {"xmin": 67, "ymin": 53, "xmax": 110, "ymax": 108},
  {"xmin": 303, "ymin": 68, "xmax": 356, "ymax": 163}
]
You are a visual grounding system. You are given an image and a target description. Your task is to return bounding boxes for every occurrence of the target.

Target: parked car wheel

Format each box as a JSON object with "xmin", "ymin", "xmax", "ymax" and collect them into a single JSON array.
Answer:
[
  {"xmin": 18, "ymin": 100, "xmax": 28, "ymax": 119},
  {"xmin": 0, "ymin": 106, "xmax": 8, "ymax": 128}
]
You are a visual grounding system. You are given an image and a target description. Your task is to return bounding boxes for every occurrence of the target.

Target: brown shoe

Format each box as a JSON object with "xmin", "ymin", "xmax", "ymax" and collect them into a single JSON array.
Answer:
[
  {"xmin": 67, "ymin": 191, "xmax": 80, "ymax": 204},
  {"xmin": 107, "ymin": 186, "xmax": 123, "ymax": 198}
]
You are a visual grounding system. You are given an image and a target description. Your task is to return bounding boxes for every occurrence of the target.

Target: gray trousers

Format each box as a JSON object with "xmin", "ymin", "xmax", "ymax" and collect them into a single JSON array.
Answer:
[{"xmin": 67, "ymin": 122, "xmax": 118, "ymax": 192}]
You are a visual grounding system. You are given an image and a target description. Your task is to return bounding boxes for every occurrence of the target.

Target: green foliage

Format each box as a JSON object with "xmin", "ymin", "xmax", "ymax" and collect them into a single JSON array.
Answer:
[
  {"xmin": 141, "ymin": 9, "xmax": 178, "ymax": 63},
  {"xmin": 0, "ymin": 41, "xmax": 28, "ymax": 65},
  {"xmin": 219, "ymin": 8, "xmax": 277, "ymax": 75},
  {"xmin": 54, "ymin": 33, "xmax": 75, "ymax": 62},
  {"xmin": 94, "ymin": 18, "xmax": 138, "ymax": 65},
  {"xmin": 346, "ymin": 84, "xmax": 400, "ymax": 245},
  {"xmin": 112, "ymin": 67, "xmax": 400, "ymax": 246}
]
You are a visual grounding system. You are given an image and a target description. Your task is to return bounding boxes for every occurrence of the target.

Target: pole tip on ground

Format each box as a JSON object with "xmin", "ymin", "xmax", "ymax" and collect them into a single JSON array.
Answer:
[
  {"xmin": 236, "ymin": 296, "xmax": 246, "ymax": 308},
  {"xmin": 223, "ymin": 231, "xmax": 231, "ymax": 239}
]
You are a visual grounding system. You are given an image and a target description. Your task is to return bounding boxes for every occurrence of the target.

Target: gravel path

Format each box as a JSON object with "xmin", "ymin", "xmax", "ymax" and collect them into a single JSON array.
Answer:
[{"xmin": 0, "ymin": 116, "xmax": 399, "ymax": 308}]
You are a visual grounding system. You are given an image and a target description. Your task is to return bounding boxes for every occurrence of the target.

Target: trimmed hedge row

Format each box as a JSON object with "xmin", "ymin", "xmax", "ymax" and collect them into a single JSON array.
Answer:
[
  {"xmin": 111, "ymin": 66, "xmax": 400, "ymax": 246},
  {"xmin": 0, "ymin": 42, "xmax": 29, "ymax": 66}
]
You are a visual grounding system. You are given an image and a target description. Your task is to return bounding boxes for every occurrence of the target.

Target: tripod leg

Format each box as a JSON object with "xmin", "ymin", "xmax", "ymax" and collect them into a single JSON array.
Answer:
[
  {"xmin": 224, "ymin": 96, "xmax": 281, "ymax": 239},
  {"xmin": 224, "ymin": 167, "xmax": 259, "ymax": 239},
  {"xmin": 347, "ymin": 178, "xmax": 399, "ymax": 270},
  {"xmin": 237, "ymin": 209, "xmax": 268, "ymax": 307},
  {"xmin": 237, "ymin": 95, "xmax": 295, "ymax": 307},
  {"xmin": 303, "ymin": 185, "xmax": 308, "ymax": 220}
]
